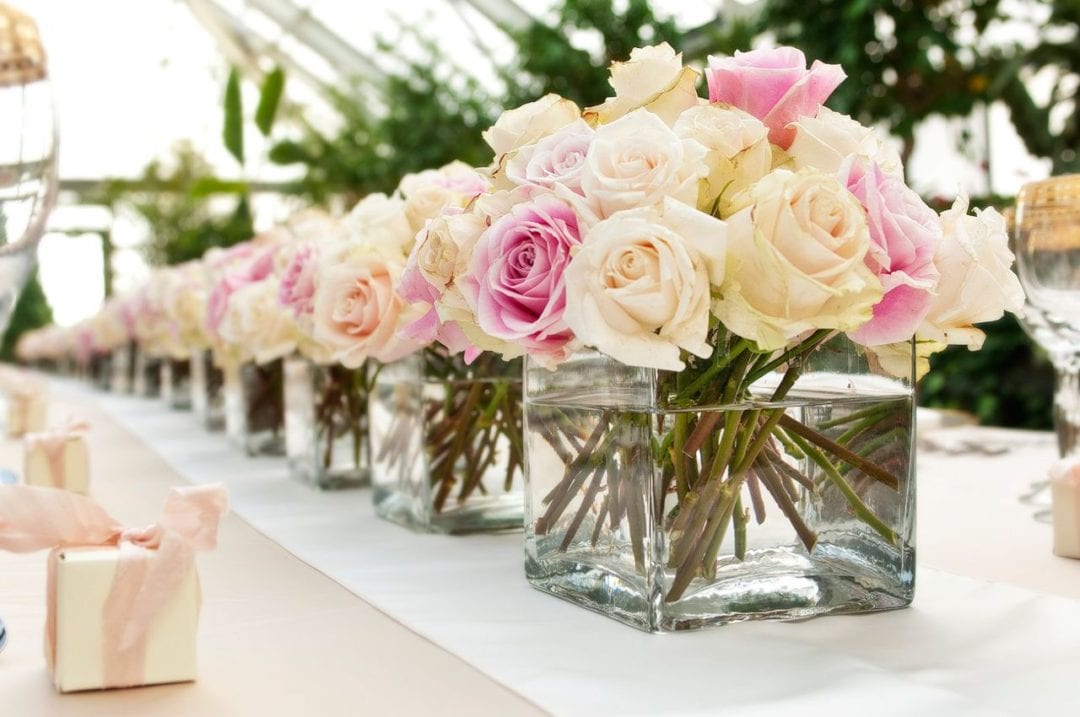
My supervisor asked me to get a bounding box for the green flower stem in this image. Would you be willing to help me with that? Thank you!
[733,494,747,560]
[753,456,818,552]
[591,494,610,546]
[786,429,898,545]
[559,464,606,551]
[815,403,892,430]
[745,329,834,385]
[667,475,726,569]
[839,425,907,477]
[746,471,766,524]
[536,414,612,535]
[675,339,750,402]
[778,413,901,490]
[672,413,690,500]
[667,481,740,602]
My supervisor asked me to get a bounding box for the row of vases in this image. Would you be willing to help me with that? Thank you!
[78,337,917,633]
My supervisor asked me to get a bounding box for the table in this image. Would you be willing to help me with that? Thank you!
[2,378,1079,716]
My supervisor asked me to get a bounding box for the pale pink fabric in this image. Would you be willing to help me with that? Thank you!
[0,484,228,688]
[23,421,90,489]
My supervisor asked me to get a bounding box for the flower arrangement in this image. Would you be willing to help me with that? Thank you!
[404,43,1024,625]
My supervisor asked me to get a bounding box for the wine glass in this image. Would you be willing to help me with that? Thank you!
[0,1,59,653]
[1013,176,1080,519]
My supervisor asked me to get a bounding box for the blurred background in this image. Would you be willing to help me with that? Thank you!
[8,0,1078,427]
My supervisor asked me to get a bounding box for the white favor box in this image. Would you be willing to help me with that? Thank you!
[24,436,90,494]
[6,394,47,438]
[1051,472,1080,559]
[51,546,199,692]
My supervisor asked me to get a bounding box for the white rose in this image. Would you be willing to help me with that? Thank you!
[713,169,883,350]
[342,193,413,253]
[504,119,594,194]
[581,108,709,218]
[483,94,581,158]
[398,162,488,235]
[673,103,772,216]
[218,278,297,364]
[918,194,1025,349]
[585,43,700,127]
[787,108,903,176]
[563,198,726,371]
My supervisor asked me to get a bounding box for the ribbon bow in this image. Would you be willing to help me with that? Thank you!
[23,420,90,490]
[0,483,228,688]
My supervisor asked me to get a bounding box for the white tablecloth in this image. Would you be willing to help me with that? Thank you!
[35,380,1080,715]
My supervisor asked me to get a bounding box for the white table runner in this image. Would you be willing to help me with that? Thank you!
[68,380,1080,716]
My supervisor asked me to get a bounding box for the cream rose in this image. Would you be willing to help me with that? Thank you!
[918,194,1025,349]
[218,278,298,365]
[585,43,700,127]
[787,107,903,176]
[581,108,709,218]
[504,119,594,194]
[563,198,726,371]
[399,161,488,235]
[713,169,882,350]
[483,94,581,158]
[312,249,423,367]
[341,193,414,254]
[673,103,772,216]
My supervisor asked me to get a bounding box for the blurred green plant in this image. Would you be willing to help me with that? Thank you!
[1,271,53,362]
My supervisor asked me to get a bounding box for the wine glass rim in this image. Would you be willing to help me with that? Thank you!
[1018,174,1080,205]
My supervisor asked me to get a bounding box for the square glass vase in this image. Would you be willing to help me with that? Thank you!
[284,357,369,490]
[191,350,226,431]
[523,336,916,632]
[160,358,192,410]
[109,344,135,394]
[132,350,162,398]
[370,350,524,534]
[224,359,285,456]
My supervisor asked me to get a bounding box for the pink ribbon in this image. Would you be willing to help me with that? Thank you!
[24,421,90,490]
[0,484,228,688]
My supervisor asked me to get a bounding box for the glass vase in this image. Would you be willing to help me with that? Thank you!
[110,343,135,394]
[191,350,225,431]
[224,359,285,456]
[88,352,112,391]
[132,350,162,398]
[523,335,916,632]
[160,358,192,410]
[370,350,524,534]
[284,357,369,490]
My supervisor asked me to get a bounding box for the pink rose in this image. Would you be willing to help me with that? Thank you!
[206,244,278,336]
[311,251,423,367]
[279,242,318,318]
[842,159,941,346]
[463,195,582,362]
[706,47,845,149]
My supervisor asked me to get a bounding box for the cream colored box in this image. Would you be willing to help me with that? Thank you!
[6,393,47,438]
[1051,475,1080,559]
[51,546,199,692]
[23,436,90,494]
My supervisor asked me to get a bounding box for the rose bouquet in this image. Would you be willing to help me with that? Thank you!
[274,210,374,488]
[206,232,297,454]
[419,43,1024,629]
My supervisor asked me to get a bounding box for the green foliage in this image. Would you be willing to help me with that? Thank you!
[223,67,245,163]
[504,0,683,108]
[96,142,254,266]
[1,272,53,362]
[268,25,497,203]
[255,67,285,136]
[919,315,1053,429]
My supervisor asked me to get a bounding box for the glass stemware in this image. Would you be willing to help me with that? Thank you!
[0,1,58,654]
[1013,176,1080,520]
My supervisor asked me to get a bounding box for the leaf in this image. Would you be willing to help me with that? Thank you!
[223,67,244,163]
[255,67,285,136]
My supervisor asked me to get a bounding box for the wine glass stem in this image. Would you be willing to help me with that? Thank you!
[1053,362,1080,457]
